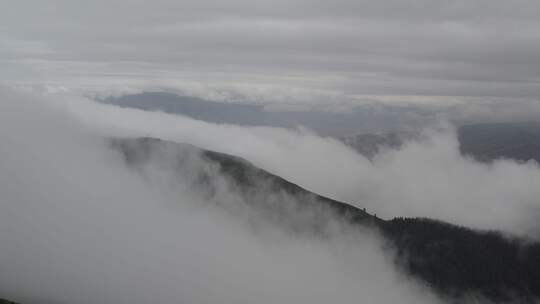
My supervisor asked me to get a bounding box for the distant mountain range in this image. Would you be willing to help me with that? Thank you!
[341,123,540,163]
[101,92,540,163]
[100,92,433,136]
[458,123,540,163]
[339,131,414,159]
[110,137,540,303]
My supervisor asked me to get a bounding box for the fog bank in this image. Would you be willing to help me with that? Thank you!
[0,88,445,303]
[56,92,540,237]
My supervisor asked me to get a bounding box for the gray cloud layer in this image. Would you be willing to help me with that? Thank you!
[1,87,539,303]
[0,87,447,304]
[50,91,540,237]
[2,0,540,104]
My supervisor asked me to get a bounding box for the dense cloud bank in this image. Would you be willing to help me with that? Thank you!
[0,89,445,303]
[1,88,540,303]
[58,91,540,237]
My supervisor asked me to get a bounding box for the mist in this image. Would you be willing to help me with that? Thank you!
[57,91,540,237]
[0,88,451,303]
[3,0,540,301]
[3,87,540,303]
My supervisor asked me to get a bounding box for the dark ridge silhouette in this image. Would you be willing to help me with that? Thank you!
[101,92,424,136]
[110,137,378,236]
[110,137,540,303]
[341,123,540,164]
[381,218,540,303]
[339,131,414,159]
[458,123,540,163]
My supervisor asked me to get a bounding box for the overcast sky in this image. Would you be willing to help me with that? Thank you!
[1,0,540,104]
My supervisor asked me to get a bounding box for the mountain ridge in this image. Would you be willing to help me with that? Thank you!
[101,92,426,136]
[111,136,540,303]
[3,137,539,303]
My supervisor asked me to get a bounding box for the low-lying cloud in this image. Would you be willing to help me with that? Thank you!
[0,88,446,303]
[1,88,539,304]
[58,90,540,237]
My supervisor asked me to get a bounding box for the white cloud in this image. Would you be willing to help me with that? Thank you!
[38,90,540,237]
[0,87,449,303]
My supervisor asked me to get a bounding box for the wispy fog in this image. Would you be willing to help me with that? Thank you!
[3,0,540,302]
[1,88,539,304]
[60,91,540,237]
[0,88,446,303]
